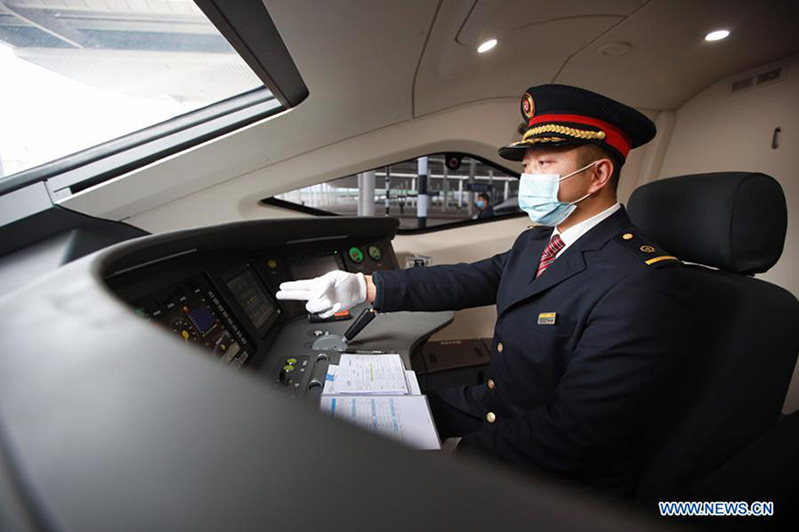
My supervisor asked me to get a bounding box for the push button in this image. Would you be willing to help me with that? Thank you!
[486,412,497,423]
[279,364,295,385]
[286,358,298,365]
[497,342,504,353]
[487,379,496,390]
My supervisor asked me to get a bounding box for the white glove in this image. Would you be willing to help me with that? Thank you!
[276,270,367,318]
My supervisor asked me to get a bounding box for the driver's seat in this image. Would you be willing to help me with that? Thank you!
[626,172,799,512]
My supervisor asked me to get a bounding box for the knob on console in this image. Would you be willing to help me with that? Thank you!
[307,378,324,398]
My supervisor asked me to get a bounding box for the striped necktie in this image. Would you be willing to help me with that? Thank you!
[536,234,565,278]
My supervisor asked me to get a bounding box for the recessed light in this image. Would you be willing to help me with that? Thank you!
[598,42,632,57]
[705,29,730,42]
[477,39,497,54]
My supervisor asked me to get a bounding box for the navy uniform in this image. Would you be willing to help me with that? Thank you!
[372,85,691,497]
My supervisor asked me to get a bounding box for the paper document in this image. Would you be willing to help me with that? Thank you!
[323,364,421,396]
[322,364,340,395]
[320,395,440,450]
[404,369,421,395]
[336,354,409,395]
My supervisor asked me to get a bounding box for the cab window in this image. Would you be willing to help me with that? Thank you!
[0,0,268,181]
[268,153,521,231]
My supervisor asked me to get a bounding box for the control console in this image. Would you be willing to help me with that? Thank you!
[105,218,406,396]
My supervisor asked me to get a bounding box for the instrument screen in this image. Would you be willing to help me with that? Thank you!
[289,252,344,281]
[223,265,278,332]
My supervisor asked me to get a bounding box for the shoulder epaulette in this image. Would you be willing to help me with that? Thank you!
[525,224,552,236]
[614,231,681,268]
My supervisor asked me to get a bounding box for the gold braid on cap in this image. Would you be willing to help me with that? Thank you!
[522,124,607,142]
[508,136,568,147]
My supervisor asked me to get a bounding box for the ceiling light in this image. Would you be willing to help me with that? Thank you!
[705,29,730,42]
[598,42,632,57]
[477,39,497,54]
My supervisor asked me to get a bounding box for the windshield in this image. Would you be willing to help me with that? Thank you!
[0,0,265,180]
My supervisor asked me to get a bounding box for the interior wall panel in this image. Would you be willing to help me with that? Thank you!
[127,99,522,231]
[659,54,799,300]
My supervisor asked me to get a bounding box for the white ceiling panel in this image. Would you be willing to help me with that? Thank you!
[455,0,645,46]
[555,0,799,110]
[415,0,799,117]
[414,0,636,117]
[262,0,437,151]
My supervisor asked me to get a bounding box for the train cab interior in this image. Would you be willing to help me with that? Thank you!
[1,1,798,530]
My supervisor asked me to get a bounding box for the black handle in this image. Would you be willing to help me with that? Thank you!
[343,308,376,342]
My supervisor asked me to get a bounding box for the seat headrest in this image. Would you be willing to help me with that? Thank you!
[627,172,787,274]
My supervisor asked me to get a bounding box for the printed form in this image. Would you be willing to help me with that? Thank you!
[320,395,440,450]
[322,364,420,396]
[335,354,409,395]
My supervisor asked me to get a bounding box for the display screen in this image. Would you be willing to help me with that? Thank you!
[290,253,343,281]
[187,304,216,335]
[225,267,277,331]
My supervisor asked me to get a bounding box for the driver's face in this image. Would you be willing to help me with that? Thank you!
[522,146,587,203]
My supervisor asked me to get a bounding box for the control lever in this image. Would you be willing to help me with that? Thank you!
[343,308,376,342]
[310,307,377,351]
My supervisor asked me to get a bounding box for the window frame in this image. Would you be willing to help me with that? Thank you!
[0,0,308,198]
[261,152,526,235]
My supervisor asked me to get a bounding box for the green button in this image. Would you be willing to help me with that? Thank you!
[286,358,298,365]
[348,246,364,263]
[282,365,295,373]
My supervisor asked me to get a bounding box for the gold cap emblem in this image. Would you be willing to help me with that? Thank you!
[640,245,656,253]
[522,92,535,120]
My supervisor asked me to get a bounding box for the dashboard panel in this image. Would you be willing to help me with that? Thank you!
[106,224,400,386]
[133,273,254,367]
[259,239,395,319]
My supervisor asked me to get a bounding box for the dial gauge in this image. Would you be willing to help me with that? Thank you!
[367,245,383,261]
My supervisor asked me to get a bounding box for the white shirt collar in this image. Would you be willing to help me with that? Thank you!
[552,203,621,258]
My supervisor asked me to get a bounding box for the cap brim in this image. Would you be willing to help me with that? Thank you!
[498,139,585,161]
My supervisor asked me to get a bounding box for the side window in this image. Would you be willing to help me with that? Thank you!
[271,153,520,231]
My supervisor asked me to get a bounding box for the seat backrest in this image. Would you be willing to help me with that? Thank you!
[626,172,799,502]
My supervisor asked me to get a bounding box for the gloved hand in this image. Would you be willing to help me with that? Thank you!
[276,270,367,318]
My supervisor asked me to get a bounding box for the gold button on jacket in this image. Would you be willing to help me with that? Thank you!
[487,379,496,390]
[497,342,504,353]
[486,412,497,423]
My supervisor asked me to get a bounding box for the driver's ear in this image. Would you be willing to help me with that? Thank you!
[590,158,614,192]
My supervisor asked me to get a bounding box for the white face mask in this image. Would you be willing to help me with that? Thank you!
[517,160,599,226]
